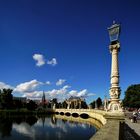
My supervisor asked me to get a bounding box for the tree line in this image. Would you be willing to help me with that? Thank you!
[89,97,103,109]
[0,88,88,110]
[2,83,139,111]
[123,84,140,108]
[0,89,38,110]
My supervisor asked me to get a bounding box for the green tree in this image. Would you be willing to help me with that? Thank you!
[0,89,13,109]
[26,100,37,111]
[81,100,88,109]
[96,97,102,108]
[123,84,140,108]
[52,98,59,108]
[62,101,67,108]
[90,100,95,109]
[13,100,23,110]
[52,98,58,104]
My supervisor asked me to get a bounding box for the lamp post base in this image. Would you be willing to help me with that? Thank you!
[108,100,122,112]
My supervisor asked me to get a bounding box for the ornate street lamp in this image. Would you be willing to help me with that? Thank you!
[107,21,122,112]
[108,21,121,44]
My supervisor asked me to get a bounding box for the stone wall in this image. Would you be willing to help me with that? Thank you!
[90,120,124,140]
[90,112,125,140]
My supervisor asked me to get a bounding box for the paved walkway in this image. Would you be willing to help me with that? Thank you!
[124,111,140,140]
[125,118,140,136]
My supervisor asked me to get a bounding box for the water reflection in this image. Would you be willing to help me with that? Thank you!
[0,115,97,140]
[13,122,35,138]
[0,116,37,139]
[0,118,12,138]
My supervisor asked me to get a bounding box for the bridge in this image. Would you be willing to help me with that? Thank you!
[55,109,107,125]
[55,114,103,129]
[55,108,125,140]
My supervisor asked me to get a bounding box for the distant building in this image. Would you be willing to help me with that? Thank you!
[38,92,49,107]
[66,96,85,109]
[13,97,27,103]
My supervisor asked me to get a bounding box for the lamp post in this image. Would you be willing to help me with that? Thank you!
[107,21,122,112]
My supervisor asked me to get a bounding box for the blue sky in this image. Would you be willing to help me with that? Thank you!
[0,0,140,103]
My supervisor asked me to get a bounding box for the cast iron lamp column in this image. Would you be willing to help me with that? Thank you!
[107,22,122,112]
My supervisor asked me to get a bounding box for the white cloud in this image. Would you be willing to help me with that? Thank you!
[14,79,42,93]
[20,85,70,101]
[46,81,51,85]
[0,82,13,89]
[77,89,88,97]
[86,93,96,97]
[16,85,95,102]
[47,58,57,66]
[63,85,71,89]
[30,85,69,101]
[22,90,43,99]
[68,89,95,98]
[3,78,95,102]
[33,54,57,67]
[46,85,70,100]
[33,54,45,67]
[56,79,66,86]
[69,90,77,96]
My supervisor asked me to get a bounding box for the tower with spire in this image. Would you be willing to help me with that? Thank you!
[42,91,46,107]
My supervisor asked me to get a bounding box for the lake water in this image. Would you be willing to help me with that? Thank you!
[0,115,97,140]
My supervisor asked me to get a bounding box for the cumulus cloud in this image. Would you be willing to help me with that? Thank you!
[47,58,57,66]
[69,90,77,96]
[14,79,43,93]
[46,85,70,101]
[20,85,70,101]
[0,82,14,89]
[0,78,95,102]
[77,89,88,97]
[56,79,66,86]
[68,89,95,98]
[33,54,45,67]
[33,54,57,67]
[22,91,43,99]
[12,80,70,100]
[46,81,51,85]
[63,85,71,89]
[13,81,95,101]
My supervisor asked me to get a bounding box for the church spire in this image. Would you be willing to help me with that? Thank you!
[42,91,46,105]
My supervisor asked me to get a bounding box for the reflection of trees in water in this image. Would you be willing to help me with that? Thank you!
[26,116,37,126]
[0,118,12,138]
[15,117,24,124]
[0,115,61,138]
[0,115,38,138]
